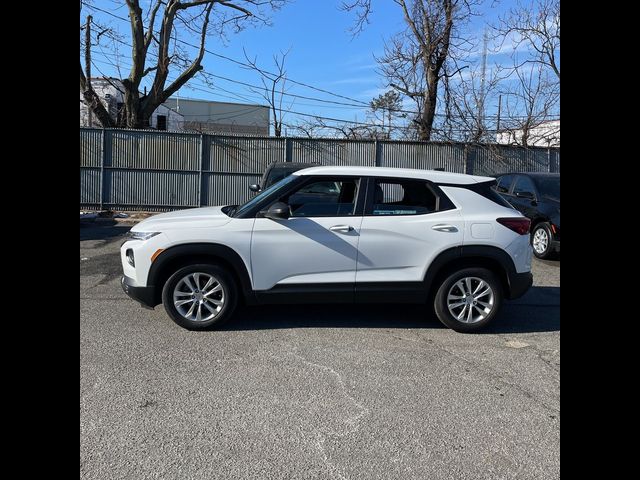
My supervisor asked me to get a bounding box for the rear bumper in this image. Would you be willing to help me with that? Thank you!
[507,271,533,300]
[121,276,157,309]
[550,239,560,253]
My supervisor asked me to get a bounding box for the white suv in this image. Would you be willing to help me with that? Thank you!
[121,166,532,332]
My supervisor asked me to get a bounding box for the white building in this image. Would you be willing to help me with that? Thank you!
[496,119,560,147]
[80,78,184,131]
[163,97,270,135]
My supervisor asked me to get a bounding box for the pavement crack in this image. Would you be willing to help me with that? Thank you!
[287,350,370,480]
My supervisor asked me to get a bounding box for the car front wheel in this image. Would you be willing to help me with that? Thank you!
[162,264,238,330]
[433,268,503,332]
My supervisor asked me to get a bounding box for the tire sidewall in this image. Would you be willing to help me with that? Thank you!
[162,264,238,330]
[531,222,552,259]
[433,267,503,333]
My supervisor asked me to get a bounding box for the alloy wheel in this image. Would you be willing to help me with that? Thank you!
[446,277,495,324]
[173,272,225,322]
[532,227,549,255]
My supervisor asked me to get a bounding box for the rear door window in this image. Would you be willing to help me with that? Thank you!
[495,175,514,193]
[513,176,537,196]
[368,178,441,216]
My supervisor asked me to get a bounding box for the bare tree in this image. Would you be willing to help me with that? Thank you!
[288,119,322,138]
[343,0,478,141]
[440,59,505,143]
[494,0,560,80]
[243,49,292,137]
[368,90,404,139]
[292,117,378,140]
[491,0,560,147]
[80,0,285,129]
[498,65,559,146]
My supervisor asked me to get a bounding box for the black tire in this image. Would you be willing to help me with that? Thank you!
[433,267,503,333]
[161,264,238,330]
[531,222,554,259]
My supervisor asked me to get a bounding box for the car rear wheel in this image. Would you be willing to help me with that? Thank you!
[433,268,503,332]
[162,264,237,330]
[531,222,553,259]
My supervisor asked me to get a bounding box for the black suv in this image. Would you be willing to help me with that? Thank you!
[249,162,319,192]
[493,172,560,259]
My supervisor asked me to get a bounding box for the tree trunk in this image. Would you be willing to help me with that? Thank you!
[419,70,439,141]
[81,88,115,127]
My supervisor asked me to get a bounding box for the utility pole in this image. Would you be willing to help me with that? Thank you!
[497,94,502,131]
[477,28,488,140]
[85,15,93,127]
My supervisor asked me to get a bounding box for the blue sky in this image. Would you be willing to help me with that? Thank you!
[84,0,547,133]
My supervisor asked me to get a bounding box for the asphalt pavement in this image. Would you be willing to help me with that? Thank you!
[80,223,559,480]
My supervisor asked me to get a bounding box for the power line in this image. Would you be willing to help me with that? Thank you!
[81,1,371,107]
[81,2,559,133]
[89,35,559,123]
[89,56,552,135]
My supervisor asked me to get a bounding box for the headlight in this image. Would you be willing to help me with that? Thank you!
[126,231,161,241]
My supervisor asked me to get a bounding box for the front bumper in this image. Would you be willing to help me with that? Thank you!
[507,271,533,300]
[121,276,157,309]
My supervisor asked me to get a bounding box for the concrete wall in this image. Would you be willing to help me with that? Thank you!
[163,98,270,135]
[496,120,560,147]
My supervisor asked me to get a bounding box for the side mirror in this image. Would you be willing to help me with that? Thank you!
[263,202,290,220]
[516,191,535,200]
[249,184,261,192]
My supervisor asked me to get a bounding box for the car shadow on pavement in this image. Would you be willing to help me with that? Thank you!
[223,286,559,334]
[80,223,131,241]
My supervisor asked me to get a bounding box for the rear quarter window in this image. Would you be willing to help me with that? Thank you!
[473,181,516,209]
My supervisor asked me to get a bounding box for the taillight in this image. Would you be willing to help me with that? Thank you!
[497,217,531,235]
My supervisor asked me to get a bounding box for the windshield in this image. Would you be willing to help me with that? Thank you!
[535,176,560,200]
[232,174,299,217]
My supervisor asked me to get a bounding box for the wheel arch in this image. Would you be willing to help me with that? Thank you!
[530,216,550,232]
[147,243,255,305]
[424,245,518,300]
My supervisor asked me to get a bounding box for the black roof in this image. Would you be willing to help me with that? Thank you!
[499,172,559,178]
[269,162,319,169]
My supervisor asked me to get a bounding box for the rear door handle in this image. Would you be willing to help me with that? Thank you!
[330,225,354,233]
[432,224,458,232]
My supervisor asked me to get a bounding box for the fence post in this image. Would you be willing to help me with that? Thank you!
[374,139,382,167]
[198,133,205,207]
[285,137,292,162]
[99,129,106,210]
[465,144,476,175]
[548,148,558,173]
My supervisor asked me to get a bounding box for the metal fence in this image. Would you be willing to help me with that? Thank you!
[80,128,560,211]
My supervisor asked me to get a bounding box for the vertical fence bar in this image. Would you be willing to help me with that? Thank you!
[198,133,204,206]
[99,129,105,210]
[548,147,558,173]
[285,137,293,162]
[374,139,382,166]
[465,144,476,175]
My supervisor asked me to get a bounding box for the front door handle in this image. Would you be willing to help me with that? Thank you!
[330,225,354,233]
[432,224,458,233]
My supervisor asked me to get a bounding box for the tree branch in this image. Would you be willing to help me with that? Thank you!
[144,0,164,49]
[155,2,214,104]
[80,64,115,127]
